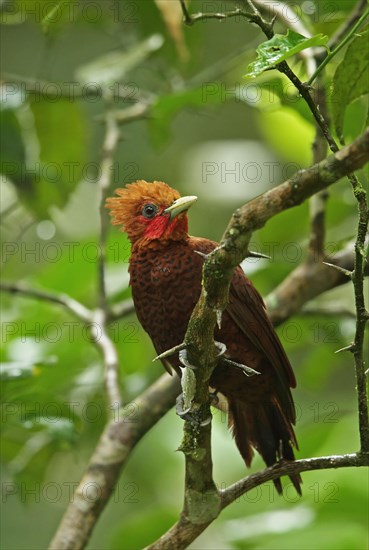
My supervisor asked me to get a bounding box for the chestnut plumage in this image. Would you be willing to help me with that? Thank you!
[106,180,301,494]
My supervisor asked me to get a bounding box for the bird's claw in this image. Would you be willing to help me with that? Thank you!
[214,341,227,356]
[179,348,197,370]
[175,394,211,426]
[176,394,192,418]
[216,309,222,329]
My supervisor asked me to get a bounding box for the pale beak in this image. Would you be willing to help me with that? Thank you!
[163,195,197,220]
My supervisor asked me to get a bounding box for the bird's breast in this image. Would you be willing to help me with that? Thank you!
[129,242,204,353]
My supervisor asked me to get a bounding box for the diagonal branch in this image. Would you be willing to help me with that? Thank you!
[328,0,369,50]
[203,128,369,313]
[147,128,369,547]
[266,245,368,326]
[0,281,92,322]
[49,374,181,550]
[3,129,369,550]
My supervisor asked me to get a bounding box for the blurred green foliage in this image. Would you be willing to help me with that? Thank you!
[1,0,368,549]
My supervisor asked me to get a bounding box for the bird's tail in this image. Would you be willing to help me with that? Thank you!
[227,397,302,495]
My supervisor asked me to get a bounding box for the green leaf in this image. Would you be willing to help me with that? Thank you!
[1,99,86,217]
[0,109,29,188]
[26,99,86,217]
[331,29,369,143]
[245,30,329,78]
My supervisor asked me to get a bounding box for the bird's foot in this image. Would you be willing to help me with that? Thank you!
[214,340,260,377]
[214,341,227,356]
[215,309,223,329]
[175,394,211,426]
[176,349,213,427]
[176,393,192,419]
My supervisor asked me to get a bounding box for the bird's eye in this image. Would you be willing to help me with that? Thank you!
[142,203,158,219]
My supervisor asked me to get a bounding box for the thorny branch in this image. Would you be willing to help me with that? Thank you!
[155,3,369,547]
[146,126,369,549]
[2,2,369,547]
[0,130,369,550]
[350,176,369,452]
[146,453,369,550]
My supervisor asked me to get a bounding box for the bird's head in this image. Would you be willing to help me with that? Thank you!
[105,180,197,247]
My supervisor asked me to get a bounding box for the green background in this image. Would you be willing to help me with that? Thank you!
[1,1,368,549]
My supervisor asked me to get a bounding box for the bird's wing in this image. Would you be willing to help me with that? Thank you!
[227,267,296,422]
[228,268,296,386]
[189,237,296,422]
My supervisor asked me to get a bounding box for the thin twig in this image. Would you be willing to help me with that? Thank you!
[178,0,334,150]
[147,452,369,549]
[0,282,92,322]
[97,111,120,309]
[146,125,369,547]
[220,453,369,507]
[35,221,367,550]
[95,111,124,409]
[107,298,135,322]
[92,309,122,410]
[328,0,368,50]
[307,5,369,86]
[307,80,329,262]
[350,176,369,452]
[0,281,123,409]
[101,102,152,125]
[179,3,260,26]
[266,245,368,326]
[252,0,317,76]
